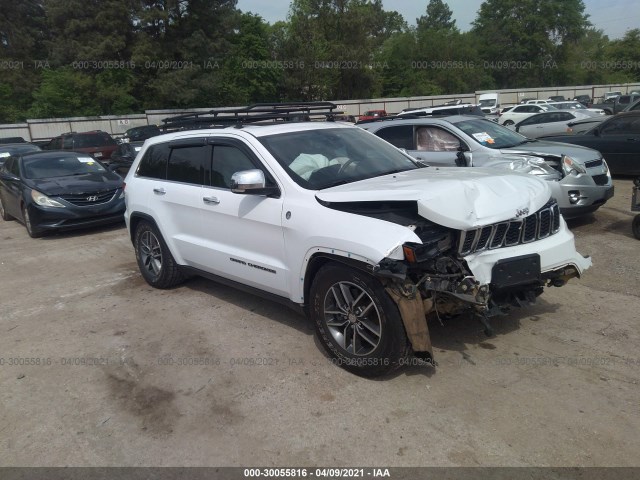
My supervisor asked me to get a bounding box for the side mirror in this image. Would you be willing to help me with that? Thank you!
[593,129,601,137]
[107,163,119,172]
[230,169,279,197]
[455,150,472,167]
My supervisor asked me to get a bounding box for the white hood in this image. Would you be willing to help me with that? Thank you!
[316,167,551,230]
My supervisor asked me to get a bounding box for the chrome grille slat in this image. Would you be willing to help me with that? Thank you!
[475,226,493,251]
[459,200,561,255]
[538,208,551,239]
[489,223,509,249]
[59,189,117,206]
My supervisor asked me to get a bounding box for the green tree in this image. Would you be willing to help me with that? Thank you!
[417,0,456,32]
[0,0,46,121]
[556,29,614,85]
[45,0,136,66]
[472,0,591,88]
[276,0,406,101]
[376,31,443,97]
[27,68,99,118]
[131,0,240,109]
[607,29,640,82]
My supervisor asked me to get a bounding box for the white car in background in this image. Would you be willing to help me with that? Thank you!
[547,101,606,116]
[498,104,556,125]
[509,110,594,138]
[526,99,553,105]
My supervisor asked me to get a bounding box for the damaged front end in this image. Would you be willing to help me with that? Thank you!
[370,198,586,360]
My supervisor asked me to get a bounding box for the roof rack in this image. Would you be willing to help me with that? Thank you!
[356,109,484,125]
[161,102,342,132]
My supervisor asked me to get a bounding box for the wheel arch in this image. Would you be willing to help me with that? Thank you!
[302,252,375,308]
[127,211,159,244]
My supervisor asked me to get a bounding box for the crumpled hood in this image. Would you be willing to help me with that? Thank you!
[27,172,123,196]
[316,167,551,230]
[501,139,600,163]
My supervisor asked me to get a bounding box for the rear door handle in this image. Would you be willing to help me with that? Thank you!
[203,196,220,205]
[153,188,166,195]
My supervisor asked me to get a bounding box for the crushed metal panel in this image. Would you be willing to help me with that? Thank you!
[386,287,433,356]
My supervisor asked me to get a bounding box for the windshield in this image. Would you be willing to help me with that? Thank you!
[259,127,419,190]
[454,118,529,149]
[0,144,40,156]
[479,99,496,107]
[23,154,107,179]
[555,102,586,110]
[75,134,116,148]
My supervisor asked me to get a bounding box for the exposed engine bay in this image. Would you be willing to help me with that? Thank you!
[322,198,583,356]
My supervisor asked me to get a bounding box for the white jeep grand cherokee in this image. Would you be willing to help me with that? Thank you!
[124,104,591,377]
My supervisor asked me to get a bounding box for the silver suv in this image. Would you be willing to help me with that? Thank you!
[360,116,614,218]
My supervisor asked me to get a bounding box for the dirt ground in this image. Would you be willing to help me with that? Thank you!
[1,177,639,467]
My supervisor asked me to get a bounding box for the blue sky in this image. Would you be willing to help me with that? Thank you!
[235,0,637,39]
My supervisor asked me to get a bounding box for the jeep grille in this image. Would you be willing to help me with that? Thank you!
[458,199,561,256]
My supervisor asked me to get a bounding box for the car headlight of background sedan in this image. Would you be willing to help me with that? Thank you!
[31,190,65,208]
[562,155,587,175]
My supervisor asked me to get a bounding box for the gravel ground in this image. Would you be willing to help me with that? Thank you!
[0,177,638,467]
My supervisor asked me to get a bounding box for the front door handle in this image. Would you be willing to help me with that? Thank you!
[203,196,220,205]
[153,188,166,195]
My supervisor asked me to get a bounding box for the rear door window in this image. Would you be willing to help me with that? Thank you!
[375,126,415,150]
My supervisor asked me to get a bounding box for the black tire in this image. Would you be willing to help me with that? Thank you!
[309,263,409,377]
[633,215,640,240]
[134,220,185,288]
[0,194,12,221]
[22,205,42,238]
[502,120,515,126]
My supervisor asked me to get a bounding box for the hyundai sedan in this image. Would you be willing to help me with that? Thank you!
[0,151,125,237]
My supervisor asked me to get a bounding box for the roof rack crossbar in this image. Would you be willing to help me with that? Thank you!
[160,102,341,131]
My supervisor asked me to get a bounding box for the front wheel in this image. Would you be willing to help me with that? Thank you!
[309,264,409,377]
[22,206,42,238]
[633,215,640,240]
[502,120,515,126]
[0,194,12,221]
[134,221,185,288]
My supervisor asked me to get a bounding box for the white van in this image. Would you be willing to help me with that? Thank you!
[478,93,500,114]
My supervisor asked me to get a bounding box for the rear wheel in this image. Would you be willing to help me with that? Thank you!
[0,195,12,221]
[309,264,409,377]
[502,120,515,126]
[633,215,640,240]
[22,206,42,238]
[134,220,185,288]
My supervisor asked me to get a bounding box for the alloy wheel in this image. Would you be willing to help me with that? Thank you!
[323,281,382,356]
[139,230,163,276]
